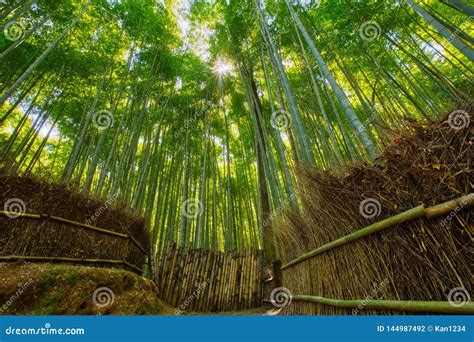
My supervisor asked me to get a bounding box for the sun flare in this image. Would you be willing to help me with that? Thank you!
[212,57,234,77]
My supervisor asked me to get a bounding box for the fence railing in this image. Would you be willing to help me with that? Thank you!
[0,210,149,274]
[155,242,264,312]
[281,193,473,270]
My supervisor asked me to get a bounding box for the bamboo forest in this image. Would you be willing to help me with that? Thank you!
[0,0,472,318]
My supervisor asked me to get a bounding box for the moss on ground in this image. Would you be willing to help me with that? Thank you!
[0,263,174,315]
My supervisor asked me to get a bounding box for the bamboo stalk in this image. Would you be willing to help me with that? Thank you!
[425,193,474,218]
[291,295,474,314]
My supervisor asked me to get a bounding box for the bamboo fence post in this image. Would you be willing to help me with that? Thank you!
[178,249,193,309]
[218,252,228,311]
[226,252,233,309]
[206,249,218,311]
[164,244,179,302]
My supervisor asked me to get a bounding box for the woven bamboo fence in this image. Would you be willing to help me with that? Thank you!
[0,210,149,274]
[154,242,264,312]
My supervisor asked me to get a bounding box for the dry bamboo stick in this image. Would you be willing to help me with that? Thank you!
[201,250,211,312]
[222,252,232,309]
[249,252,255,307]
[194,249,208,311]
[227,253,237,311]
[170,247,185,306]
[177,249,193,309]
[425,193,474,218]
[155,242,167,290]
[163,244,180,302]
[0,210,129,239]
[196,250,209,311]
[224,252,233,310]
[242,252,248,309]
[205,250,218,311]
[217,252,228,311]
[238,254,245,309]
[213,252,221,311]
[214,252,223,311]
[186,249,200,312]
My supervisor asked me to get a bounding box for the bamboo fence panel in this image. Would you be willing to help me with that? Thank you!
[154,242,264,312]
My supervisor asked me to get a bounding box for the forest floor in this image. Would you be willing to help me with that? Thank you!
[0,262,271,315]
[0,263,174,315]
[185,307,273,316]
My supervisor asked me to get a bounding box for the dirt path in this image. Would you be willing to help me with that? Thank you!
[185,307,280,316]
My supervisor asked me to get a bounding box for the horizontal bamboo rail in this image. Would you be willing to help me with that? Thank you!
[291,295,474,314]
[0,210,147,255]
[0,255,143,273]
[282,193,473,270]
